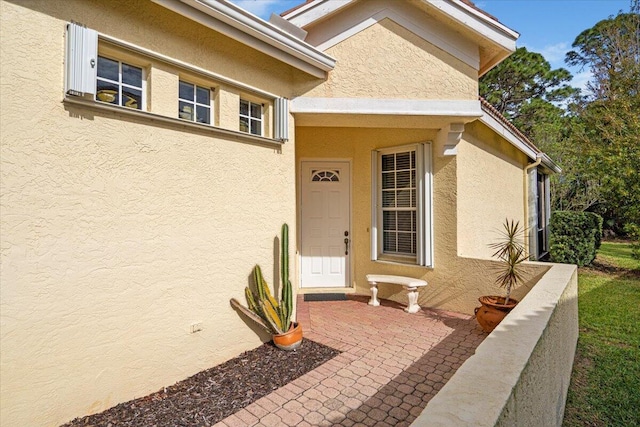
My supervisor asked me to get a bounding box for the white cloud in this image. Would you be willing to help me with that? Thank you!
[571,70,593,91]
[539,42,570,65]
[522,42,570,69]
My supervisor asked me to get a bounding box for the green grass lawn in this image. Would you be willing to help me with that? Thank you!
[563,242,640,427]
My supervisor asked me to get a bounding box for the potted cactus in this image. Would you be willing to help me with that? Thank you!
[231,223,302,350]
[475,219,527,333]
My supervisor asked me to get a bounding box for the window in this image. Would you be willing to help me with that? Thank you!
[239,99,262,136]
[96,56,144,110]
[65,23,289,141]
[178,81,211,124]
[381,151,417,256]
[371,143,433,266]
[535,171,550,259]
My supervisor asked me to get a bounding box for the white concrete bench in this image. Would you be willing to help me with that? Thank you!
[365,274,428,313]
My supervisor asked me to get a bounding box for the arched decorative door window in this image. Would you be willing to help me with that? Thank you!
[311,170,340,182]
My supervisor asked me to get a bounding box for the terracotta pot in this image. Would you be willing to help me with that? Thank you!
[272,322,303,351]
[474,296,519,333]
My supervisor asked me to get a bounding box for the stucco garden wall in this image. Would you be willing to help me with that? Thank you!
[413,262,579,426]
[457,121,529,260]
[0,1,300,426]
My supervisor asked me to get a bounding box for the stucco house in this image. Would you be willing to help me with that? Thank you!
[1,0,562,425]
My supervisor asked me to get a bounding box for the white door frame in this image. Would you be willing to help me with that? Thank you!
[298,158,353,290]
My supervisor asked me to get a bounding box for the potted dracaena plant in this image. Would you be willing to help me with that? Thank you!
[231,223,302,350]
[475,219,528,333]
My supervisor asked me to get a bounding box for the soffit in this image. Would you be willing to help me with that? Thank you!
[152,0,336,78]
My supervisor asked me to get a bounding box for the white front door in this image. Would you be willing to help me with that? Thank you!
[300,161,350,288]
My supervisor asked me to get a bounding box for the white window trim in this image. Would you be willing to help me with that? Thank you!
[239,99,264,137]
[96,55,147,111]
[178,80,213,125]
[371,142,433,267]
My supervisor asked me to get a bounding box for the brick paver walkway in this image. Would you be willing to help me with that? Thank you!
[216,295,486,426]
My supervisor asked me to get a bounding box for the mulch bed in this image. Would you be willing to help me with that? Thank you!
[62,340,340,427]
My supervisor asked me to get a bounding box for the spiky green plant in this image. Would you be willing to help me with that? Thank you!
[231,223,293,335]
[488,219,528,305]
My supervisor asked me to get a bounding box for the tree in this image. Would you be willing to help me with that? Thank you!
[566,2,640,101]
[480,47,576,132]
[480,47,584,213]
[565,3,640,228]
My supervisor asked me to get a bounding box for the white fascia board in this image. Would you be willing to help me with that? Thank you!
[426,0,518,51]
[479,113,538,160]
[152,0,335,77]
[283,0,357,27]
[291,97,482,117]
[284,0,517,53]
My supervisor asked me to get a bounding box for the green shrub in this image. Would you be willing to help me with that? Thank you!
[550,211,603,266]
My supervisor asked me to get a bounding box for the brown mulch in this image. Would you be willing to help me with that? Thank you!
[62,339,340,427]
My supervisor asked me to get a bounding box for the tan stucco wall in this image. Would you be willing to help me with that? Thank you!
[0,1,299,426]
[456,121,529,259]
[296,18,477,99]
[295,126,547,316]
[414,263,579,426]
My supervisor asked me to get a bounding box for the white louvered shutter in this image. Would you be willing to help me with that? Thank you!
[65,22,98,96]
[274,97,289,142]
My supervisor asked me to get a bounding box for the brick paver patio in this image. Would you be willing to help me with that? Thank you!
[215,295,486,426]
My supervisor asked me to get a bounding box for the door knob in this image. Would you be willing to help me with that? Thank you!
[344,237,349,255]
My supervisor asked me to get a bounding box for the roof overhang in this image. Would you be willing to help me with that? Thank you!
[291,97,482,128]
[479,102,561,173]
[282,0,518,76]
[152,0,336,78]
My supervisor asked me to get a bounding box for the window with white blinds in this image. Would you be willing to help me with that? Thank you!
[371,143,433,267]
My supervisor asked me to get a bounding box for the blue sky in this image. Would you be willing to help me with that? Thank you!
[230,0,631,89]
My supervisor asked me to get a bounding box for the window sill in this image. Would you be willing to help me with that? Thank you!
[63,96,284,147]
[374,256,434,269]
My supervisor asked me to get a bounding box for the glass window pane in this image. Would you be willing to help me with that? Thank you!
[250,102,261,118]
[96,80,119,104]
[97,56,119,81]
[250,120,261,135]
[412,232,417,255]
[179,81,194,101]
[196,86,209,104]
[381,154,394,172]
[383,232,396,252]
[239,117,249,133]
[397,211,413,231]
[240,100,249,116]
[196,105,210,124]
[382,190,395,208]
[397,233,413,254]
[122,63,142,87]
[381,172,395,189]
[383,211,396,231]
[397,190,412,207]
[122,88,142,110]
[396,152,411,170]
[396,171,411,189]
[179,101,194,121]
[411,151,416,169]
